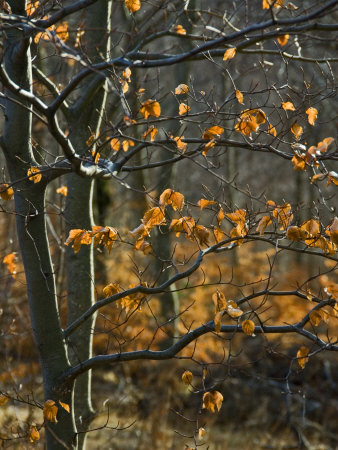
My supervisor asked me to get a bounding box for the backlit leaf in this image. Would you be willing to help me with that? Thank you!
[56,186,68,196]
[142,207,166,229]
[291,121,303,140]
[143,126,158,142]
[277,34,289,46]
[235,89,244,104]
[202,391,223,413]
[29,426,40,443]
[125,0,141,12]
[281,101,295,111]
[213,290,227,312]
[56,22,69,42]
[309,310,322,327]
[291,153,306,171]
[159,189,184,211]
[272,203,293,230]
[3,253,16,278]
[202,126,224,140]
[242,319,255,336]
[103,283,121,298]
[182,370,193,384]
[223,48,236,60]
[27,167,42,183]
[227,304,243,318]
[217,207,225,225]
[43,400,58,423]
[59,401,70,413]
[198,199,216,209]
[296,346,309,369]
[0,183,14,200]
[174,136,187,152]
[139,99,161,119]
[175,84,189,95]
[268,124,277,136]
[110,138,120,151]
[306,107,318,126]
[175,24,186,35]
[194,225,210,246]
[286,226,302,241]
[256,216,272,235]
[179,103,191,115]
[198,427,206,439]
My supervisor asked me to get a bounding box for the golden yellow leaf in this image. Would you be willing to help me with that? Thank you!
[56,186,68,196]
[56,22,69,42]
[235,113,258,137]
[266,200,276,208]
[110,138,120,151]
[277,34,289,46]
[286,226,302,241]
[198,199,216,209]
[203,391,223,413]
[3,253,16,278]
[29,426,40,443]
[202,139,215,156]
[175,84,189,95]
[26,1,39,16]
[326,217,338,246]
[123,67,131,81]
[235,89,244,104]
[91,226,118,253]
[281,101,295,111]
[0,394,9,406]
[263,0,283,8]
[309,310,322,327]
[291,121,303,140]
[174,136,187,152]
[103,283,121,298]
[134,238,152,254]
[256,216,272,235]
[272,203,293,230]
[175,24,186,35]
[223,48,236,60]
[142,207,166,230]
[125,0,141,12]
[255,109,266,124]
[242,319,255,336]
[217,207,225,225]
[130,223,149,239]
[139,99,161,119]
[121,80,129,94]
[169,216,196,239]
[202,126,224,140]
[27,167,42,183]
[226,209,246,225]
[296,346,309,369]
[213,227,226,243]
[179,103,190,115]
[300,219,320,238]
[194,225,210,246]
[58,401,70,413]
[291,153,306,171]
[306,107,318,126]
[227,304,243,318]
[213,290,227,312]
[86,134,95,146]
[65,229,92,253]
[159,189,184,211]
[268,123,277,136]
[214,310,222,333]
[143,126,158,142]
[43,400,58,423]
[198,427,206,439]
[182,370,193,385]
[0,183,14,200]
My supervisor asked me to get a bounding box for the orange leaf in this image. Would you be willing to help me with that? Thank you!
[212,290,227,312]
[194,225,210,246]
[179,103,191,115]
[202,126,224,140]
[296,346,309,369]
[268,123,277,136]
[281,101,295,111]
[143,126,158,142]
[202,139,215,156]
[306,107,318,126]
[0,394,9,406]
[175,84,189,95]
[174,136,187,152]
[223,48,236,60]
[175,24,186,35]
[110,138,120,151]
[198,199,216,209]
[181,370,193,384]
[125,0,141,12]
[277,34,289,46]
[139,99,161,119]
[159,189,184,211]
[291,153,306,171]
[3,253,16,278]
[217,207,225,225]
[56,186,68,196]
[286,226,302,241]
[242,319,255,336]
[103,283,121,298]
[58,401,70,413]
[235,89,244,104]
[43,400,58,423]
[27,167,42,183]
[272,203,293,230]
[291,121,303,140]
[309,310,322,327]
[29,426,40,443]
[256,216,272,235]
[134,238,152,254]
[56,22,69,42]
[203,391,223,413]
[0,183,14,200]
[142,207,166,230]
[198,427,206,439]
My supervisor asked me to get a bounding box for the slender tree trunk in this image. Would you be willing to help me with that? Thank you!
[64,2,112,448]
[2,1,76,448]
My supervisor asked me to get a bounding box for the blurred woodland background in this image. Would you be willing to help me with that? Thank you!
[0,0,337,448]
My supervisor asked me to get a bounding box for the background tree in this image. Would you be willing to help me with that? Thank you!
[0,0,337,449]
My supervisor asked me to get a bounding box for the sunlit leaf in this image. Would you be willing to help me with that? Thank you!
[43,400,58,423]
[306,107,318,126]
[202,126,224,140]
[0,183,14,200]
[103,283,121,298]
[56,186,68,197]
[29,426,40,443]
[235,89,244,104]
[134,238,152,254]
[122,139,135,152]
[139,99,161,119]
[202,391,223,413]
[198,427,206,439]
[142,207,166,230]
[182,370,193,385]
[309,310,322,327]
[223,48,236,60]
[59,401,70,413]
[213,290,227,312]
[175,24,186,35]
[291,121,303,140]
[56,22,69,42]
[175,84,189,95]
[227,304,243,318]
[179,103,191,115]
[214,310,223,333]
[110,138,120,151]
[198,199,216,209]
[286,226,302,241]
[256,216,272,235]
[291,153,306,171]
[0,394,9,406]
[194,225,210,246]
[281,101,295,111]
[143,126,158,142]
[125,0,141,12]
[174,136,187,152]
[296,346,309,369]
[159,189,184,211]
[202,139,216,156]
[242,319,255,336]
[325,217,338,246]
[263,0,283,8]
[268,123,277,136]
[3,253,16,278]
[27,167,42,183]
[277,34,289,46]
[272,203,293,230]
